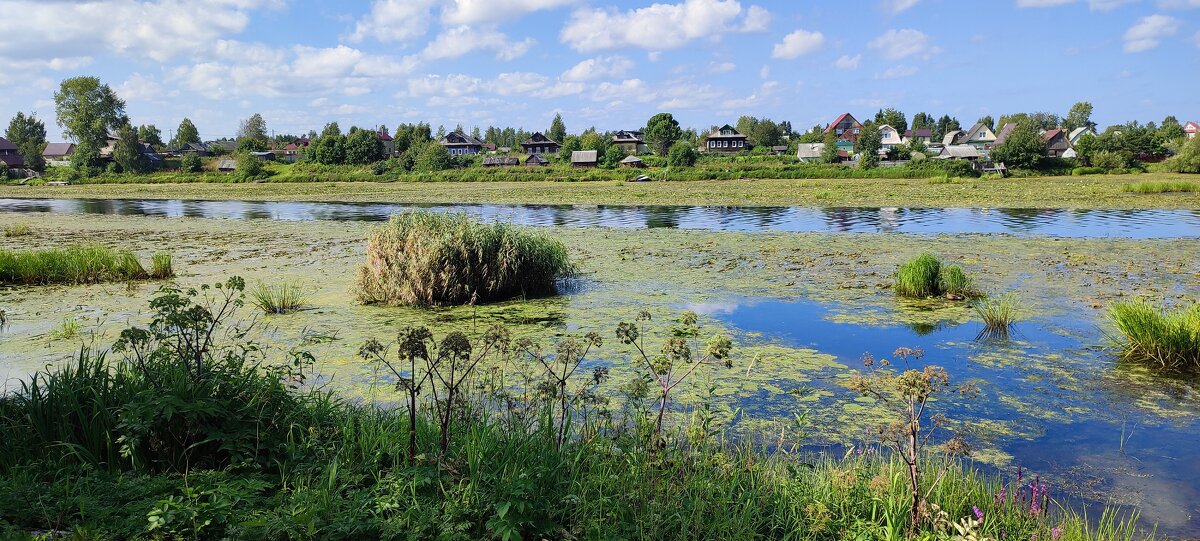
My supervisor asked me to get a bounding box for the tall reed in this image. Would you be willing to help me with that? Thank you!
[894,253,979,299]
[249,281,309,314]
[0,245,173,286]
[1110,299,1200,370]
[975,293,1021,337]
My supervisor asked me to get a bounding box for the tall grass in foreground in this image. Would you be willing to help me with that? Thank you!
[1121,181,1198,194]
[355,211,572,306]
[2,223,30,237]
[894,253,979,299]
[249,281,309,314]
[1110,299,1200,371]
[0,245,173,286]
[975,294,1022,338]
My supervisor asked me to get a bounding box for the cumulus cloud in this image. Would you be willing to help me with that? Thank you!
[867,28,941,59]
[1018,0,1143,8]
[561,56,635,81]
[559,0,769,51]
[419,26,536,61]
[833,54,862,69]
[592,79,655,102]
[708,61,737,73]
[1123,14,1180,52]
[349,0,439,44]
[772,29,825,58]
[442,0,574,24]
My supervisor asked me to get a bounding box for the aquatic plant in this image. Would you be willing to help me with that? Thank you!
[355,211,573,307]
[975,293,1022,337]
[249,280,309,314]
[149,252,174,279]
[1122,181,1198,194]
[1110,299,1200,370]
[49,317,82,341]
[894,253,979,299]
[2,223,30,237]
[0,244,173,286]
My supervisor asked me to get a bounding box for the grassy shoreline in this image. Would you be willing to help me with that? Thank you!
[4,173,1200,209]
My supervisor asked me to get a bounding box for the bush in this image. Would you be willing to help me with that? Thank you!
[1164,135,1200,173]
[180,153,202,173]
[414,142,453,172]
[894,254,978,299]
[355,211,572,306]
[238,153,265,180]
[1091,150,1133,170]
[2,223,31,237]
[1110,299,1200,370]
[667,142,698,167]
[0,245,173,285]
[975,293,1021,336]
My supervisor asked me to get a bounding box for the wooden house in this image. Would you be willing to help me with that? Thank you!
[571,150,598,168]
[941,129,965,147]
[376,132,396,156]
[824,113,863,143]
[962,122,997,151]
[483,157,520,167]
[439,131,485,156]
[1185,121,1198,139]
[42,142,74,163]
[525,154,549,166]
[612,130,649,154]
[937,145,980,160]
[0,136,23,168]
[1044,129,1070,158]
[878,125,903,149]
[1068,127,1095,146]
[520,132,561,155]
[902,128,933,145]
[619,155,645,168]
[704,124,748,153]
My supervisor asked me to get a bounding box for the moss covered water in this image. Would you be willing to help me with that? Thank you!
[1,212,1198,534]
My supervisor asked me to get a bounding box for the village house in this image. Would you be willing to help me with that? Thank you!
[611,130,649,154]
[520,132,561,155]
[1068,127,1095,146]
[937,145,980,161]
[825,113,863,143]
[282,138,309,163]
[1185,121,1198,139]
[42,142,74,164]
[878,125,904,149]
[571,150,598,168]
[941,129,965,147]
[903,128,933,145]
[1044,129,1071,158]
[961,122,997,150]
[376,131,396,156]
[439,131,485,156]
[0,136,24,169]
[524,154,549,166]
[993,123,1017,147]
[796,143,825,163]
[704,124,749,153]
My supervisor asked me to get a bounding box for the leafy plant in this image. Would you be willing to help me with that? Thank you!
[50,317,82,341]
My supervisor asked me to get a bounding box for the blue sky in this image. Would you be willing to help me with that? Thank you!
[1,0,1197,141]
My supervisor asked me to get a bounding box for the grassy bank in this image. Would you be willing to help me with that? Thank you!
[0,280,1150,540]
[4,172,1199,209]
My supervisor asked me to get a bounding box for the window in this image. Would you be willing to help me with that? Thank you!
[853,128,860,135]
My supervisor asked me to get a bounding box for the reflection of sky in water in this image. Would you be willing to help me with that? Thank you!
[696,297,1200,536]
[5,198,1200,238]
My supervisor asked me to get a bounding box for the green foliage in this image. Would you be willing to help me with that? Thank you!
[894,254,978,299]
[1158,115,1186,142]
[548,113,567,144]
[1091,150,1133,170]
[644,112,683,155]
[54,77,126,170]
[667,141,698,167]
[820,130,839,164]
[149,252,174,279]
[873,108,908,134]
[856,124,881,169]
[974,293,1022,335]
[414,142,453,172]
[1122,181,1198,194]
[990,121,1047,170]
[1110,299,1200,371]
[137,124,164,149]
[602,145,626,169]
[249,281,309,314]
[558,135,581,162]
[1164,135,1200,174]
[50,317,83,341]
[735,116,785,148]
[170,118,201,149]
[6,111,47,172]
[0,244,172,285]
[113,123,147,174]
[937,264,976,298]
[356,211,572,306]
[1063,101,1095,132]
[311,133,346,165]
[179,153,202,173]
[236,153,265,180]
[236,113,268,150]
[344,128,384,165]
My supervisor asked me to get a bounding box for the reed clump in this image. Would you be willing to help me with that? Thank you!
[2,223,31,237]
[0,245,174,285]
[1121,181,1198,194]
[1110,299,1200,371]
[975,293,1022,336]
[149,252,174,279]
[894,253,979,299]
[355,211,572,307]
[249,281,309,314]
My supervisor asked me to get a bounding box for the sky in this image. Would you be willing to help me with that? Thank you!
[1,0,1198,142]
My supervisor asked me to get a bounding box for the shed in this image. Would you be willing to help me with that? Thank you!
[525,154,549,166]
[42,142,75,161]
[768,145,789,155]
[217,159,237,172]
[571,150,598,168]
[249,151,276,161]
[619,155,645,168]
[937,145,980,160]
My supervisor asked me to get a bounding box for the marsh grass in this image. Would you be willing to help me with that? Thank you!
[2,223,30,237]
[355,211,573,307]
[249,281,309,314]
[1122,181,1198,194]
[0,245,173,286]
[149,252,174,279]
[975,294,1022,338]
[894,254,979,299]
[1110,299,1200,371]
[49,317,82,341]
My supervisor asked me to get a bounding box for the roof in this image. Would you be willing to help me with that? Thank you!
[440,131,484,146]
[42,142,74,157]
[376,131,393,142]
[525,154,549,165]
[612,130,644,143]
[0,136,16,151]
[938,145,980,159]
[482,157,520,166]
[706,124,747,139]
[796,143,825,159]
[0,154,24,167]
[963,122,995,142]
[904,128,933,138]
[1185,121,1199,133]
[824,113,862,133]
[521,132,559,145]
[571,150,598,163]
[993,123,1017,146]
[619,155,643,164]
[879,125,904,144]
[216,159,237,169]
[941,130,964,146]
[1044,128,1065,141]
[1068,127,1092,141]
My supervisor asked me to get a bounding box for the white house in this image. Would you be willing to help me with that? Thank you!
[1068,126,1096,146]
[878,125,904,149]
[1185,121,1198,139]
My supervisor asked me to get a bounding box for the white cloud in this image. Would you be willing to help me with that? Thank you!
[116,73,176,102]
[874,65,919,79]
[442,0,574,25]
[404,74,485,98]
[492,72,551,96]
[1018,0,1144,8]
[350,0,439,44]
[561,56,635,81]
[708,61,737,73]
[1159,0,1200,8]
[772,29,825,59]
[592,79,655,102]
[657,83,726,109]
[1015,0,1075,6]
[1123,14,1180,52]
[833,54,862,69]
[560,0,770,51]
[867,28,941,60]
[759,65,771,78]
[420,26,536,60]
[881,0,920,14]
[1088,0,1137,9]
[723,80,781,110]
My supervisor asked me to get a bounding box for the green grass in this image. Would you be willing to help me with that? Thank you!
[1121,181,1199,194]
[49,317,82,341]
[1110,299,1200,371]
[937,264,977,298]
[894,254,979,299]
[0,245,173,286]
[148,252,174,279]
[975,293,1022,335]
[2,223,30,237]
[355,211,573,307]
[249,281,309,314]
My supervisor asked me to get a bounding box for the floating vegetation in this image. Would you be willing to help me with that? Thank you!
[49,317,82,341]
[1121,181,1198,194]
[355,211,572,307]
[1110,299,1200,371]
[894,253,978,299]
[0,245,172,286]
[249,281,310,314]
[149,252,174,279]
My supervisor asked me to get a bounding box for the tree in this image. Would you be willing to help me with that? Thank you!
[873,108,908,134]
[558,136,581,162]
[856,124,882,169]
[1165,135,1200,173]
[796,125,824,144]
[414,142,452,172]
[820,130,840,164]
[580,130,607,153]
[990,121,1047,170]
[54,76,127,170]
[171,118,201,149]
[321,122,341,139]
[237,152,265,180]
[137,124,164,150]
[548,113,566,144]
[737,116,785,148]
[643,113,682,155]
[603,145,626,169]
[1159,116,1186,142]
[237,113,268,149]
[312,134,346,165]
[911,112,934,131]
[180,153,202,173]
[1063,101,1095,132]
[1073,132,1098,165]
[933,115,961,141]
[112,122,146,174]
[6,112,47,172]
[667,141,698,167]
[977,115,995,132]
[345,128,384,165]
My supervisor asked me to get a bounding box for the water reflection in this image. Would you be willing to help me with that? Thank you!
[2,198,1199,238]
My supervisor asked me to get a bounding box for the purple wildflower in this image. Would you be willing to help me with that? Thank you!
[996,487,1007,506]
[973,505,984,520]
[1051,527,1063,541]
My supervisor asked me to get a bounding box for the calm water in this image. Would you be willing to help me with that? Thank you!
[697,298,1200,535]
[4,197,1200,237]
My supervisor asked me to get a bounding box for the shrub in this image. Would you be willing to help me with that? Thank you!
[1110,299,1200,371]
[1071,166,1106,176]
[667,142,698,167]
[249,281,309,314]
[894,254,979,299]
[1091,150,1133,170]
[238,153,265,180]
[0,245,170,285]
[355,211,572,306]
[2,223,31,237]
[180,153,202,173]
[1164,135,1200,173]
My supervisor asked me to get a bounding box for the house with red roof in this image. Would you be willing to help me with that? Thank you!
[1186,121,1198,139]
[283,137,309,162]
[824,113,863,143]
